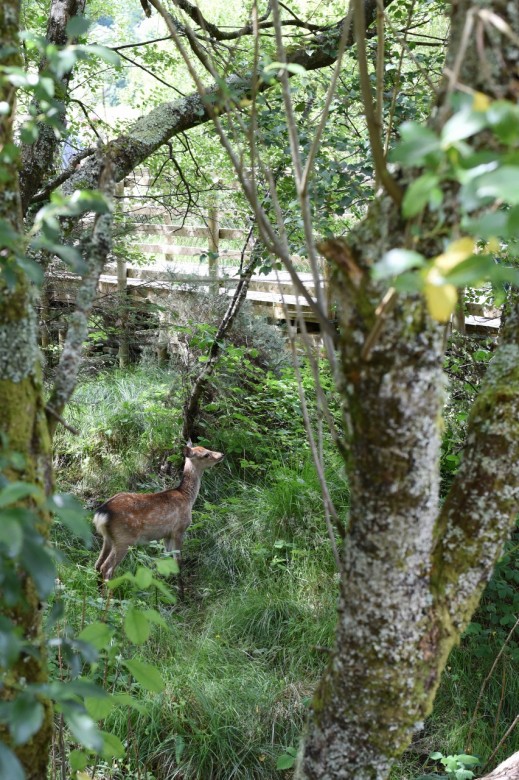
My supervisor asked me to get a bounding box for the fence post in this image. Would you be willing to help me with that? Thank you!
[116,180,130,367]
[208,198,219,294]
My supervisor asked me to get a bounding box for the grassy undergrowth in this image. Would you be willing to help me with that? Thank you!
[50,363,519,779]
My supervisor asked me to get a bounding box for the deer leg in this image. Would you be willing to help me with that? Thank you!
[95,536,111,573]
[100,544,128,582]
[95,535,113,591]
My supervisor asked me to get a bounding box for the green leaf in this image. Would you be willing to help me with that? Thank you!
[264,61,307,76]
[51,244,87,273]
[455,770,474,780]
[441,108,487,146]
[78,621,114,651]
[175,734,185,763]
[69,750,89,772]
[0,218,19,250]
[373,249,425,280]
[0,510,24,557]
[134,566,153,589]
[124,607,151,645]
[475,166,519,204]
[146,576,176,603]
[487,100,519,144]
[22,537,56,598]
[0,480,41,507]
[15,255,44,285]
[124,659,164,693]
[463,210,508,239]
[0,743,24,780]
[507,204,519,235]
[100,730,125,759]
[10,693,44,744]
[155,557,179,575]
[85,695,116,720]
[143,608,169,629]
[0,617,22,667]
[442,254,495,286]
[66,15,92,37]
[61,704,103,751]
[76,44,120,67]
[276,753,296,770]
[402,173,441,218]
[20,124,39,145]
[390,123,441,166]
[455,755,480,765]
[47,493,91,546]
[106,572,136,590]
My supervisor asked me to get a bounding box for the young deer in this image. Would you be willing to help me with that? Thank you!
[93,441,224,582]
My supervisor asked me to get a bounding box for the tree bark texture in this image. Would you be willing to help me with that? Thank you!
[46,152,115,437]
[481,752,519,780]
[19,0,86,214]
[296,2,519,778]
[0,2,54,777]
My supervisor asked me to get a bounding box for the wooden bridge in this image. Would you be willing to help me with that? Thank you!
[45,171,501,343]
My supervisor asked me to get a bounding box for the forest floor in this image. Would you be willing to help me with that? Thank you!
[50,363,519,780]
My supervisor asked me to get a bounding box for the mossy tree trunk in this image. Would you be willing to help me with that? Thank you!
[0,2,54,778]
[296,2,519,778]
[19,0,87,215]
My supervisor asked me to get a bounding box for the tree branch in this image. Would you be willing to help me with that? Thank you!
[46,153,115,436]
[31,146,96,204]
[170,0,329,40]
[352,0,402,204]
[60,0,396,197]
[19,0,87,214]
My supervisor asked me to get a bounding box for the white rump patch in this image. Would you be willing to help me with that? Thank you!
[93,511,110,533]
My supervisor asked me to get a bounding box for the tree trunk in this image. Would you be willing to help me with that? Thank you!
[296,1,519,777]
[0,3,54,776]
[19,0,87,214]
[481,752,519,780]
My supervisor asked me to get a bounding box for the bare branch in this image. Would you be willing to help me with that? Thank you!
[116,49,185,95]
[352,0,402,205]
[170,0,329,40]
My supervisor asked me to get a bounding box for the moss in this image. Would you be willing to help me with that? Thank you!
[0,377,37,459]
[0,310,39,383]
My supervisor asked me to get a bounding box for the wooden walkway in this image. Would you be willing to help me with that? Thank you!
[47,262,324,323]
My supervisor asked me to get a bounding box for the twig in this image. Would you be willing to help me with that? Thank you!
[466,614,519,751]
[375,2,385,189]
[482,715,519,773]
[352,0,402,206]
[493,662,506,749]
[116,50,184,95]
[45,406,80,436]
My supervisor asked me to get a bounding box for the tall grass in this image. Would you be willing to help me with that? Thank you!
[51,362,341,779]
[50,363,519,779]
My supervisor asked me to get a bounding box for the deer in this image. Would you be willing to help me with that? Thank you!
[93,441,224,585]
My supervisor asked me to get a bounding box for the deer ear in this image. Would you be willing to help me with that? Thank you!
[186,438,193,447]
[183,439,193,457]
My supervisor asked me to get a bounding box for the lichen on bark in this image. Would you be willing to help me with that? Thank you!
[0,3,55,776]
